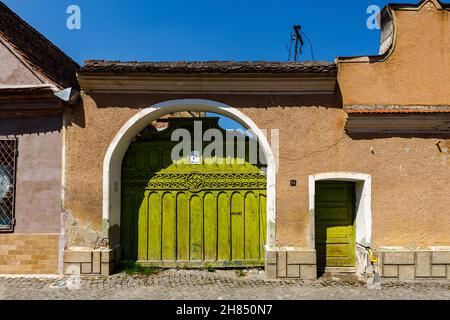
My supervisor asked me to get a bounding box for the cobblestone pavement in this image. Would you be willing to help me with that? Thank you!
[0,269,449,300]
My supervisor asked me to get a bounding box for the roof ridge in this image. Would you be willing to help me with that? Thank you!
[84,59,335,64]
[80,60,337,74]
[0,2,78,67]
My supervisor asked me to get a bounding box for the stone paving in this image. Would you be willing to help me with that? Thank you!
[0,269,448,300]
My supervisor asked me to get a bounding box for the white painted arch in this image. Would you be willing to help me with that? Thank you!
[103,99,277,248]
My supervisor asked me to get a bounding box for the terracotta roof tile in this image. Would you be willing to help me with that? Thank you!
[80,60,337,74]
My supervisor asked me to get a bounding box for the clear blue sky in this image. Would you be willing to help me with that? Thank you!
[3,0,413,129]
[3,0,414,65]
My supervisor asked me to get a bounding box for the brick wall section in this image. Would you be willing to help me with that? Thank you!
[64,248,120,276]
[379,249,450,280]
[0,234,59,274]
[265,248,316,280]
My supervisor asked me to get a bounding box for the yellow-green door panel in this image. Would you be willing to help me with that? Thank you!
[121,118,267,268]
[315,181,356,269]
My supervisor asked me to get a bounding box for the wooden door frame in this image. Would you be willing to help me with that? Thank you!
[308,172,372,275]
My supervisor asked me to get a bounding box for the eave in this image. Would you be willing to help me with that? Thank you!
[0,85,62,117]
[345,113,450,136]
[76,72,337,95]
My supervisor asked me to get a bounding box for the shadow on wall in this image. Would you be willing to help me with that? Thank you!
[0,116,62,136]
[82,90,343,110]
[66,81,344,129]
[347,132,450,140]
[65,97,86,129]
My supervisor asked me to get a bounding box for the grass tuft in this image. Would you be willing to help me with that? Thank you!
[206,264,216,272]
[235,269,247,277]
[119,260,160,276]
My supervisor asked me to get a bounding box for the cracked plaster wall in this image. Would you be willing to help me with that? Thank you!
[64,92,450,249]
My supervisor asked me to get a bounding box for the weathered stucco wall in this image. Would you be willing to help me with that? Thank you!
[242,106,450,248]
[0,116,62,274]
[0,116,62,233]
[0,41,42,85]
[64,93,450,249]
[338,3,450,106]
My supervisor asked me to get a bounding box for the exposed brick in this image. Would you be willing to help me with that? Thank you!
[431,251,450,264]
[431,265,446,278]
[300,265,317,280]
[0,234,59,274]
[287,250,316,265]
[276,251,287,278]
[287,265,300,278]
[383,252,414,265]
[398,265,415,280]
[415,252,431,277]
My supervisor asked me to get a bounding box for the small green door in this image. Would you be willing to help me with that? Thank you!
[121,118,267,268]
[315,181,356,270]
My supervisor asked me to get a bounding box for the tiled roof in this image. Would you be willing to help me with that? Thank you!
[0,2,79,88]
[80,60,337,74]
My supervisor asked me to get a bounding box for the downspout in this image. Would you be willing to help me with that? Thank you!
[55,87,80,274]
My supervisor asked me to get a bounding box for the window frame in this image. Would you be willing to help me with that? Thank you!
[0,138,18,233]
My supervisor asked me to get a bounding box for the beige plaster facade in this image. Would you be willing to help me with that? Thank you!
[338,0,450,107]
[62,1,450,279]
[0,10,69,274]
[64,96,450,248]
[1,0,449,279]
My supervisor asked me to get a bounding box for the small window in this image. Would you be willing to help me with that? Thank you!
[0,139,17,232]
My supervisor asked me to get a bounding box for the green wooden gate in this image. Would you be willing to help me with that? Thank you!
[315,181,356,270]
[121,118,267,267]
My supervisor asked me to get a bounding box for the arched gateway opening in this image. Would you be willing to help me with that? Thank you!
[103,99,276,267]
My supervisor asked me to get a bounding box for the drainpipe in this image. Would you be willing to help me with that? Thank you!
[54,87,80,274]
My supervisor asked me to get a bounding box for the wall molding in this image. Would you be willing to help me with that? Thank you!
[78,74,337,95]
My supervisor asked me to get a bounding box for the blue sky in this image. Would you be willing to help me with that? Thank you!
[3,0,413,128]
[3,0,414,65]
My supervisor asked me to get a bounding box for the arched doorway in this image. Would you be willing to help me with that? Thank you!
[121,117,267,266]
[103,99,276,266]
